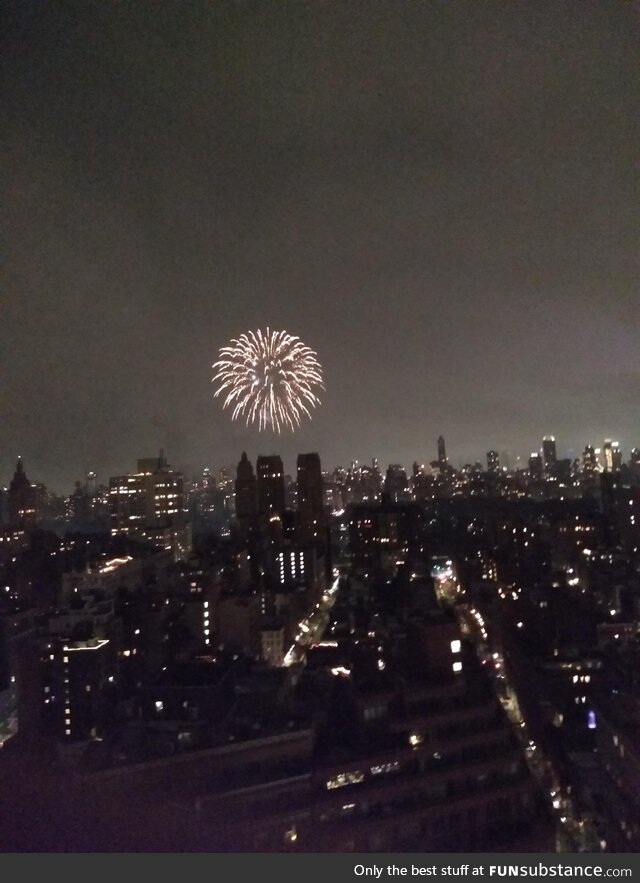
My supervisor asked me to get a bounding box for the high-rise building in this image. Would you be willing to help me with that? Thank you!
[235,452,257,520]
[611,442,623,472]
[0,609,40,749]
[603,439,622,473]
[486,450,500,474]
[86,471,97,498]
[42,635,113,742]
[437,435,447,465]
[528,452,543,480]
[583,445,598,474]
[256,455,285,518]
[542,436,557,476]
[385,464,409,502]
[109,452,190,558]
[296,453,325,543]
[8,458,37,528]
[595,690,640,851]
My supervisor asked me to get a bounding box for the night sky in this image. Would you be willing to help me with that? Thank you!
[3,1,638,492]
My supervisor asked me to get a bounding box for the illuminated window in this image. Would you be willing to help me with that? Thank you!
[370,761,400,776]
[450,640,461,654]
[326,771,364,790]
[284,826,297,844]
[452,661,462,673]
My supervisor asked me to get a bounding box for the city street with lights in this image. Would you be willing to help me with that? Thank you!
[456,599,604,853]
[283,574,341,667]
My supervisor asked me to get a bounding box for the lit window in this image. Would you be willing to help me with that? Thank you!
[452,661,462,673]
[370,761,400,776]
[450,640,461,654]
[326,771,364,790]
[284,826,297,844]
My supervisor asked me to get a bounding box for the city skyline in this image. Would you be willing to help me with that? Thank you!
[3,2,639,492]
[2,1,639,858]
[2,430,637,497]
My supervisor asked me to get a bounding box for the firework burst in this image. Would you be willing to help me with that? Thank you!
[212,328,324,432]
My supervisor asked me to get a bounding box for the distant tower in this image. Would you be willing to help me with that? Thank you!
[108,454,190,559]
[256,455,285,517]
[612,442,622,472]
[542,436,557,476]
[202,467,216,489]
[235,452,257,519]
[528,452,543,480]
[218,466,232,490]
[8,458,36,527]
[385,465,408,502]
[86,471,97,498]
[297,453,325,543]
[583,445,598,474]
[486,450,500,474]
[437,436,447,466]
[602,440,621,473]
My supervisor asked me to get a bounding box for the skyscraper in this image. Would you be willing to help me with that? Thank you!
[384,464,409,502]
[437,435,447,465]
[256,455,285,518]
[583,445,598,474]
[235,452,257,520]
[528,452,543,480]
[8,458,37,528]
[542,436,557,476]
[486,450,500,474]
[603,440,621,473]
[612,442,622,472]
[109,452,190,558]
[296,453,325,543]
